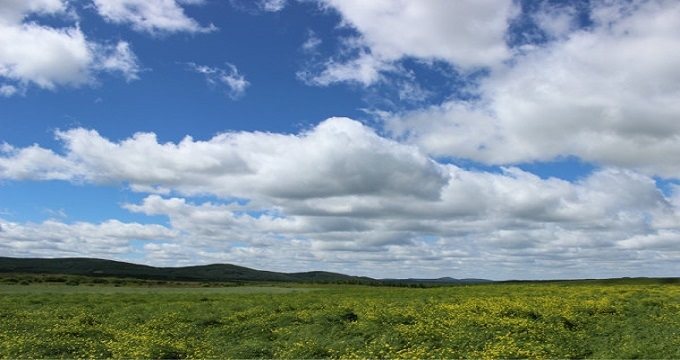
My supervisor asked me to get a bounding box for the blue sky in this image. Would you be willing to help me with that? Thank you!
[2,0,680,280]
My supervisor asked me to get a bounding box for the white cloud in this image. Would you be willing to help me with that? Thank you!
[323,0,516,67]
[0,143,82,181]
[0,22,92,89]
[0,84,18,97]
[301,30,322,53]
[0,0,141,94]
[2,120,679,278]
[92,0,216,35]
[531,1,580,40]
[303,0,517,86]
[259,0,287,12]
[0,218,177,259]
[0,0,68,24]
[50,127,251,187]
[188,63,250,99]
[1,118,447,201]
[94,41,141,82]
[117,166,680,278]
[384,0,680,179]
[299,51,391,87]
[123,195,306,246]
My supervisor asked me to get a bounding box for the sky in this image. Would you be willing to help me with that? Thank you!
[1,0,680,280]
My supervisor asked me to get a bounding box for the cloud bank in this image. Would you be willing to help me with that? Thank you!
[2,118,679,279]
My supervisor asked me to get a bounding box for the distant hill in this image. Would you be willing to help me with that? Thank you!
[0,257,370,283]
[6,257,673,285]
[0,257,497,284]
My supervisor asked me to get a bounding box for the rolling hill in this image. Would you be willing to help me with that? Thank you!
[0,256,494,284]
[0,257,374,283]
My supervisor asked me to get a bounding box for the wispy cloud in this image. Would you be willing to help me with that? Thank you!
[94,41,142,82]
[301,30,322,53]
[259,0,287,12]
[0,84,18,97]
[187,63,250,99]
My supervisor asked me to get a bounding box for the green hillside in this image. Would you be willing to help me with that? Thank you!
[0,257,368,283]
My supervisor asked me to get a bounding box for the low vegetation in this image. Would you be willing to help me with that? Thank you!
[1,279,679,358]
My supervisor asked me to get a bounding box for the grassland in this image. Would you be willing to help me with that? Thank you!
[1,279,679,359]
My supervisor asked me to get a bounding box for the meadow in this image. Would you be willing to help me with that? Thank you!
[0,278,679,359]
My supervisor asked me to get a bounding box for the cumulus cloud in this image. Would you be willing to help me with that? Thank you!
[2,120,679,278]
[0,219,176,259]
[0,0,141,94]
[0,118,448,201]
[302,0,517,86]
[188,63,250,99]
[92,0,216,35]
[384,0,680,179]
[0,143,82,181]
[324,0,515,67]
[82,166,680,278]
[0,21,92,89]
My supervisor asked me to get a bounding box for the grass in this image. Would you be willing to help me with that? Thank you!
[0,284,318,295]
[1,281,679,358]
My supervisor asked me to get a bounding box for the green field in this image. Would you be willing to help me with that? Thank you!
[1,280,679,359]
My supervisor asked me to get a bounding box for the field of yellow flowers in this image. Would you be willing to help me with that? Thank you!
[1,279,679,358]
